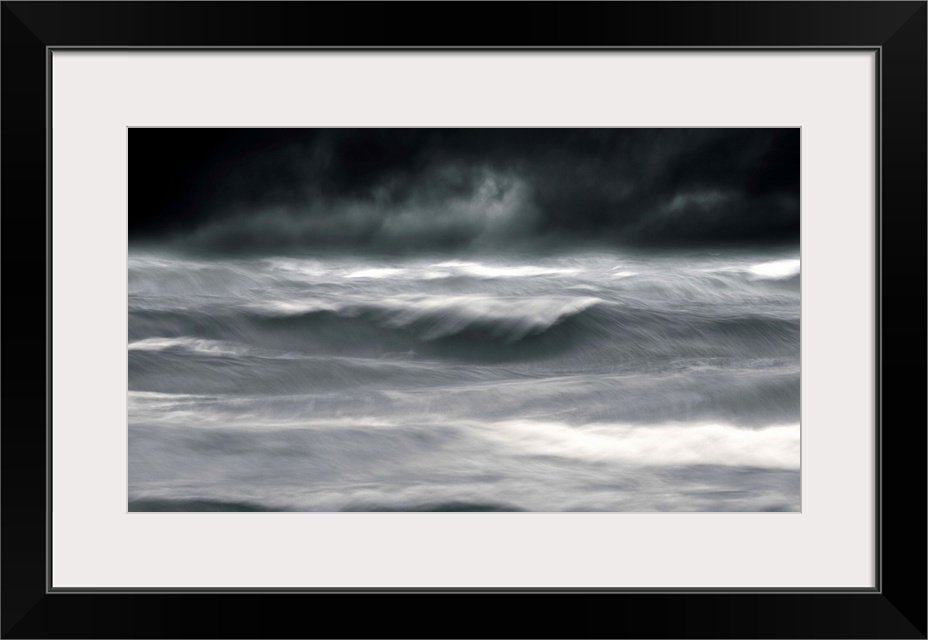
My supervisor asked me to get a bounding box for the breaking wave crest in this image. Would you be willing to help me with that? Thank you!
[129,295,796,365]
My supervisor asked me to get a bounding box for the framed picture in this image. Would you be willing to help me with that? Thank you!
[3,2,924,638]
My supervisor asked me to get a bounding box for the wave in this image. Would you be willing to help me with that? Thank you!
[344,295,601,341]
[127,355,798,424]
[478,419,800,470]
[128,417,799,511]
[129,396,799,471]
[128,337,256,357]
[128,254,800,324]
[128,349,519,395]
[129,293,797,366]
[130,295,602,353]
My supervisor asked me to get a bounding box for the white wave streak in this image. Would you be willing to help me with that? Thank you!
[479,420,800,469]
[748,259,800,280]
[429,260,580,278]
[128,337,251,357]
[128,391,397,429]
[374,295,600,340]
[345,267,408,279]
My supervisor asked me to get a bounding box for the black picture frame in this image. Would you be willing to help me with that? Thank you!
[2,2,925,638]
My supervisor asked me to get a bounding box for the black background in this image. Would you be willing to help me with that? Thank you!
[2,2,925,638]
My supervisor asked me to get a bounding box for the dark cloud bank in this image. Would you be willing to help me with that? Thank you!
[131,128,799,254]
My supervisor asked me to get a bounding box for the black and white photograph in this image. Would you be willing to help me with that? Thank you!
[5,0,921,634]
[129,128,800,512]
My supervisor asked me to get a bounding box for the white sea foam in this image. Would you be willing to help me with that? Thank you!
[748,259,800,280]
[129,389,799,471]
[345,267,408,279]
[478,420,800,470]
[429,260,579,278]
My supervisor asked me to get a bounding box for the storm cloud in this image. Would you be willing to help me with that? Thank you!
[130,128,799,253]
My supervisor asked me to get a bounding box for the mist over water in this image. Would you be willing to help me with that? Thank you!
[129,248,800,511]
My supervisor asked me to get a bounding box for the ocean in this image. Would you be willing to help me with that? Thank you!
[128,249,800,512]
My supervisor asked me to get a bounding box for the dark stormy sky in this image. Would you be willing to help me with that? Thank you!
[130,128,799,254]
